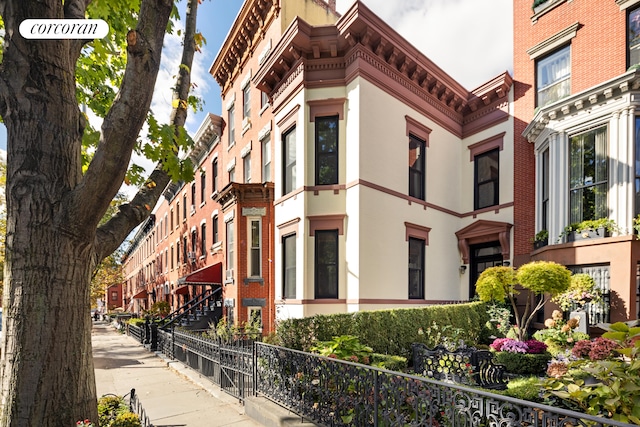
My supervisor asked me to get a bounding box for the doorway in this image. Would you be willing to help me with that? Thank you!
[469,242,504,299]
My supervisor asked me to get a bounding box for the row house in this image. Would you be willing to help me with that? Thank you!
[254,1,514,319]
[122,0,341,333]
[515,0,640,323]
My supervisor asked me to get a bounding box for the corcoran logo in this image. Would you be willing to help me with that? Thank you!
[19,19,109,40]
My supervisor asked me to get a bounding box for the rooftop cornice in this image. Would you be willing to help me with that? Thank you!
[189,113,224,166]
[209,0,278,95]
[255,1,512,126]
[523,68,640,142]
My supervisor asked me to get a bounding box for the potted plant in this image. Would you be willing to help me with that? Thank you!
[531,229,549,250]
[562,218,617,242]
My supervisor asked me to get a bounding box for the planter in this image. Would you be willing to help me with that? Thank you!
[566,227,609,242]
[533,239,548,250]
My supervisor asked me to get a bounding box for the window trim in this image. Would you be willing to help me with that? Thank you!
[314,229,339,299]
[535,44,571,108]
[282,126,297,196]
[408,134,426,200]
[314,115,339,186]
[282,233,296,300]
[408,237,425,300]
[474,148,500,210]
[248,218,262,278]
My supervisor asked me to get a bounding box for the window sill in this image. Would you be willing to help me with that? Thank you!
[244,277,264,286]
[259,103,270,116]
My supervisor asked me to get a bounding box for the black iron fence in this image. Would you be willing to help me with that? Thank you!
[126,388,153,427]
[127,327,632,427]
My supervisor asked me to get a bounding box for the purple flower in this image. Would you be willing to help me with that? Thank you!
[524,339,547,354]
[501,339,529,354]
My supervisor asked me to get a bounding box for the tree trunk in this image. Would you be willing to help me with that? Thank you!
[0,0,174,424]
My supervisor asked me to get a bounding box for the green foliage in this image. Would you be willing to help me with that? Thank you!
[552,273,602,311]
[531,229,548,243]
[127,318,145,327]
[311,335,373,364]
[276,302,490,360]
[563,218,618,234]
[370,353,408,371]
[147,301,170,318]
[475,266,518,302]
[516,261,571,295]
[542,322,640,424]
[493,376,545,402]
[493,351,551,375]
[485,303,512,338]
[97,395,140,427]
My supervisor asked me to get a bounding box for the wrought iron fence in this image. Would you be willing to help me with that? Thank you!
[162,329,254,401]
[128,324,143,343]
[126,388,153,427]
[254,342,634,427]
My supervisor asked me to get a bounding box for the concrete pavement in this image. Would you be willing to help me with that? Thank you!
[92,321,262,427]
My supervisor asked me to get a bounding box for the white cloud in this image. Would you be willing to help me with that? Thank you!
[336,0,513,90]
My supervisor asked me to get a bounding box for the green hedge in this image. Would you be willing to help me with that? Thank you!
[277,302,490,360]
[493,351,551,375]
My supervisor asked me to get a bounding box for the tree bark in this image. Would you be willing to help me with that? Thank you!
[0,0,174,424]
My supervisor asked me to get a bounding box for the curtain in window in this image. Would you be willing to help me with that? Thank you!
[569,134,584,224]
[594,127,608,219]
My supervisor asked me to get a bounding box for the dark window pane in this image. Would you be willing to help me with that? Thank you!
[475,149,499,209]
[316,116,338,185]
[315,230,338,299]
[409,135,425,199]
[408,237,424,299]
[283,234,296,299]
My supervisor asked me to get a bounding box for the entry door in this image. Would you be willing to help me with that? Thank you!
[470,243,504,299]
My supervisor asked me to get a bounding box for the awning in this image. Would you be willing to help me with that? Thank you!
[132,289,148,299]
[177,263,223,286]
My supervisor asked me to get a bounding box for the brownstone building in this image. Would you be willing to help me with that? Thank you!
[514,0,640,323]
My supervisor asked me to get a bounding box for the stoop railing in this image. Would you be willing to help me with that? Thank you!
[131,328,634,427]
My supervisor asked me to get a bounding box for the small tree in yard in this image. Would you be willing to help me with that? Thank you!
[476,261,572,341]
[0,0,203,424]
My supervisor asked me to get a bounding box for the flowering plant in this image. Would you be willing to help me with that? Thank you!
[76,420,93,427]
[552,273,601,311]
[490,337,547,354]
[571,337,620,360]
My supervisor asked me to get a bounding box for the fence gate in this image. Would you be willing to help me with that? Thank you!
[219,340,254,400]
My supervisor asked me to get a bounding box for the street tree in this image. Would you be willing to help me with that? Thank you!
[0,0,201,424]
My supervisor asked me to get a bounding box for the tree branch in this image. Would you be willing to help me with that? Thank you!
[69,0,173,231]
[95,0,201,260]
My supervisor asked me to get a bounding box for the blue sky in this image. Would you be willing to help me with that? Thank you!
[0,0,512,158]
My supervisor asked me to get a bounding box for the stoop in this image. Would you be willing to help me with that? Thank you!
[244,397,323,427]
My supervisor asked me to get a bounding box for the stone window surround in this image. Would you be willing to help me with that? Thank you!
[405,222,431,245]
[308,98,346,122]
[308,214,345,236]
[527,22,580,60]
[468,132,505,162]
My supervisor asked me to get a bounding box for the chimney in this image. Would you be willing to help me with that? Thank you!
[328,0,336,12]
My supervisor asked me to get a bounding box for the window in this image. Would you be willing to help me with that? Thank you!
[262,138,271,182]
[200,172,206,204]
[541,148,550,231]
[537,45,570,107]
[261,92,269,109]
[111,291,118,301]
[182,194,187,219]
[190,183,196,211]
[474,149,499,210]
[176,202,180,224]
[408,237,424,299]
[183,235,188,262]
[201,223,207,256]
[244,153,251,183]
[226,220,234,271]
[569,126,608,224]
[170,245,174,269]
[249,219,261,277]
[243,84,251,118]
[315,116,338,185]
[629,6,640,67]
[315,230,338,299]
[408,135,426,200]
[229,167,235,183]
[176,240,180,265]
[212,158,219,193]
[282,234,296,299]
[283,127,297,195]
[191,230,197,254]
[228,105,235,147]
[170,208,174,230]
[213,215,219,243]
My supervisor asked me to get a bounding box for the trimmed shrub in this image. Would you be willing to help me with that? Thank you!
[276,302,490,360]
[493,351,551,375]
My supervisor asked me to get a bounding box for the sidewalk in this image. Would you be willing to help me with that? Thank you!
[92,321,262,427]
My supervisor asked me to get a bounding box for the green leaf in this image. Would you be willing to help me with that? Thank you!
[609,322,630,332]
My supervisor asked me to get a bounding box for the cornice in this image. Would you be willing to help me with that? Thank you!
[523,68,640,142]
[255,2,512,136]
[209,0,279,95]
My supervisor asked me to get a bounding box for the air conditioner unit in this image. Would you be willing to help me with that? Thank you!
[187,252,196,263]
[225,269,234,280]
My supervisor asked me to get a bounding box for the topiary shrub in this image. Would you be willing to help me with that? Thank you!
[493,351,551,375]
